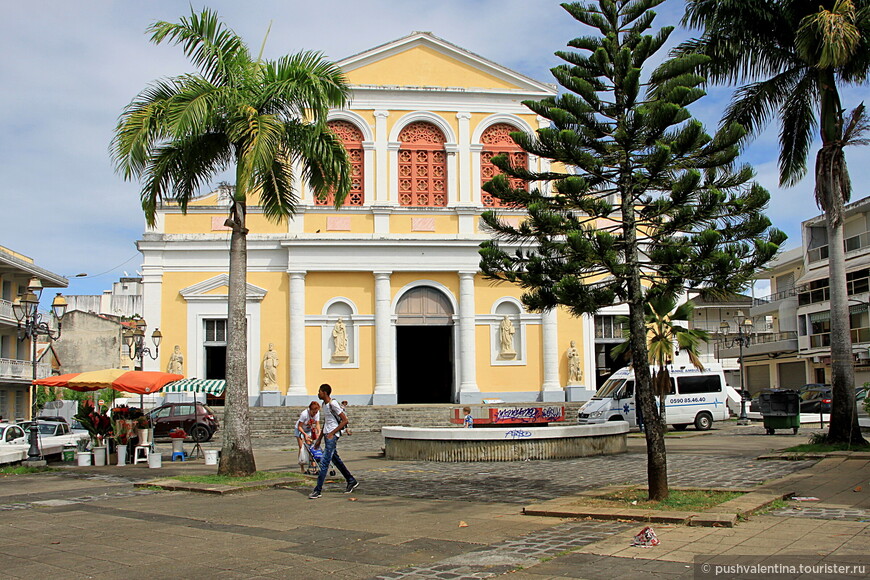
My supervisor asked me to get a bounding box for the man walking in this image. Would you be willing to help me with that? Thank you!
[309,383,359,499]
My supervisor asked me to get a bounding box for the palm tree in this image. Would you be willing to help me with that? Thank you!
[112,8,352,475]
[679,0,870,445]
[612,296,710,425]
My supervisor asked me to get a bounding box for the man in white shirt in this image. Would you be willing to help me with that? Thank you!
[309,383,358,499]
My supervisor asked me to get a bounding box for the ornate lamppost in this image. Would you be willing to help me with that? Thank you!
[124,317,162,406]
[720,311,754,425]
[12,277,67,463]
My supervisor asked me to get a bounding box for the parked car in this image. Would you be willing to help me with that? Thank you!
[32,421,72,437]
[34,415,68,424]
[799,385,832,414]
[0,423,27,445]
[147,402,219,442]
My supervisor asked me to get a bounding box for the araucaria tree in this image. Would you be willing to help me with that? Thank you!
[679,0,870,447]
[479,0,785,499]
[112,8,351,475]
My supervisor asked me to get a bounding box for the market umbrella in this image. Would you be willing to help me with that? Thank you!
[34,369,184,394]
[161,378,226,396]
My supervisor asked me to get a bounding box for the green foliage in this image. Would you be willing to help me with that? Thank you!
[73,400,112,445]
[479,2,785,318]
[0,465,56,476]
[173,471,304,485]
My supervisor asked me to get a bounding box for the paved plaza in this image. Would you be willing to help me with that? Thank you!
[0,423,868,579]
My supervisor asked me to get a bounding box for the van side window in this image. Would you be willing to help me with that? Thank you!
[623,381,634,397]
[677,376,723,395]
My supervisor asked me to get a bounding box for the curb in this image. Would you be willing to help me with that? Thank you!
[134,476,310,495]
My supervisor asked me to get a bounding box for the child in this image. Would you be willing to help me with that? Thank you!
[340,401,352,435]
[463,406,474,428]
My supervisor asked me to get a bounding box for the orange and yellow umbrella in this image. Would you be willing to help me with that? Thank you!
[34,369,184,395]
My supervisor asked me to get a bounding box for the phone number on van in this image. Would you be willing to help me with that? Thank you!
[668,397,707,405]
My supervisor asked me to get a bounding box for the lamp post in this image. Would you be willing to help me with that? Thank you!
[12,277,67,463]
[124,316,162,407]
[720,311,754,425]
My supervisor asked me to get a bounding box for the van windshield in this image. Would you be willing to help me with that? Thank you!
[594,378,626,399]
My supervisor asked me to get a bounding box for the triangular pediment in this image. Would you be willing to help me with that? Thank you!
[180,274,267,301]
[339,32,555,95]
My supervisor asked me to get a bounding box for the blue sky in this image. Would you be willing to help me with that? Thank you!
[2,0,867,299]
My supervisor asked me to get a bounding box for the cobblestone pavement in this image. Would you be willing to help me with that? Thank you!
[769,505,870,521]
[372,520,636,580]
[322,434,815,504]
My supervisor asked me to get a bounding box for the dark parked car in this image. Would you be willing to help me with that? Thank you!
[148,403,219,442]
[799,385,832,414]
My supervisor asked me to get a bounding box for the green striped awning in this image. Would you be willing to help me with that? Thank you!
[161,378,226,395]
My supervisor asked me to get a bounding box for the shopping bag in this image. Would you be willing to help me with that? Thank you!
[298,445,310,465]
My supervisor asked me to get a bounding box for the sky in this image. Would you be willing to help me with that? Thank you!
[2,0,868,300]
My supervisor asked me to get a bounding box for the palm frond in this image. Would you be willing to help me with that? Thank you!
[778,74,819,187]
[262,52,350,122]
[286,122,351,208]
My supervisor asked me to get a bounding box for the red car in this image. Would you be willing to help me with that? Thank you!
[148,403,219,442]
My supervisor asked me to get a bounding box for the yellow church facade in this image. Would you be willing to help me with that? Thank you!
[137,32,601,406]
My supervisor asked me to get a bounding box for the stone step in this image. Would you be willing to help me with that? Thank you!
[242,402,586,438]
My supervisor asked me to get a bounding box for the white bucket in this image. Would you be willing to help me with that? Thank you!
[76,452,92,466]
[171,439,185,453]
[92,447,107,466]
[148,452,162,469]
[116,446,127,466]
[204,449,219,465]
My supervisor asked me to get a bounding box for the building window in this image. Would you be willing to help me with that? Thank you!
[204,319,227,380]
[480,123,527,207]
[595,315,626,340]
[398,121,447,207]
[317,120,365,206]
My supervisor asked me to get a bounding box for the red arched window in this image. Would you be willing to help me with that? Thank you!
[398,121,447,207]
[480,123,528,207]
[317,120,365,206]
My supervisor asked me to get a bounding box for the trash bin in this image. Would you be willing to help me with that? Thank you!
[759,389,800,434]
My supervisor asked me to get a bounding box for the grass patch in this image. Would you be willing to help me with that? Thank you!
[755,498,788,515]
[782,442,863,454]
[173,470,304,485]
[0,465,56,476]
[578,487,744,512]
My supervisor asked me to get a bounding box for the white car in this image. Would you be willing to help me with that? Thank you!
[0,423,28,445]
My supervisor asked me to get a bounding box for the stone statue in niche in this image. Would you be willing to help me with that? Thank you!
[567,340,583,384]
[262,343,279,389]
[332,316,349,362]
[499,315,516,359]
[167,345,184,375]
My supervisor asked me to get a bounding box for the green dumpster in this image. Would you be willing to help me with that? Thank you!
[759,389,800,435]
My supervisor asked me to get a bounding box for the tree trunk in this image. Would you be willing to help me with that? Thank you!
[825,215,865,445]
[623,196,669,500]
[218,200,257,475]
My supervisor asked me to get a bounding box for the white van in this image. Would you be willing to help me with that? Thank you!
[577,364,729,430]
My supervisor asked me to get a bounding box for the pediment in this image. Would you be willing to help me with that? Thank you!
[180,274,267,301]
[339,32,555,95]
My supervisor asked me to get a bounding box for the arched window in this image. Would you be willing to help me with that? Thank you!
[480,123,528,207]
[317,120,364,206]
[398,122,447,207]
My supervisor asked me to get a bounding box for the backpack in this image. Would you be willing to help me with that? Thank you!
[327,400,348,437]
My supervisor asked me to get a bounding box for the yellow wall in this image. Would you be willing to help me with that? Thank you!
[390,214,459,235]
[346,45,520,90]
[305,272,375,315]
[556,307,585,386]
[302,326,376,397]
[390,272,459,300]
[304,212,375,235]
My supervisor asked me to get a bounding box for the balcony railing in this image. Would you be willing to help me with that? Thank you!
[752,331,798,344]
[752,287,797,305]
[810,327,870,348]
[808,231,870,263]
[0,298,14,322]
[0,358,51,381]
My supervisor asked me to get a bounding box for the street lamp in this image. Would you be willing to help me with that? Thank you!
[124,316,162,409]
[720,311,754,425]
[13,277,67,463]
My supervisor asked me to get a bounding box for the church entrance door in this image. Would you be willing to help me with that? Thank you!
[395,287,455,404]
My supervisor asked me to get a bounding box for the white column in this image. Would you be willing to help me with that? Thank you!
[458,272,479,402]
[140,265,163,372]
[373,271,396,404]
[387,142,401,205]
[456,113,472,205]
[470,144,483,206]
[536,116,552,195]
[374,110,390,203]
[286,271,307,403]
[540,308,564,401]
[362,141,375,205]
[445,144,459,205]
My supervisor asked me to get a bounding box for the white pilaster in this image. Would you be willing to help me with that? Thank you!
[541,308,564,401]
[387,141,401,205]
[287,271,307,402]
[374,110,390,203]
[373,271,396,404]
[458,272,479,401]
[568,312,598,402]
[470,144,483,206]
[456,113,472,205]
[362,141,375,205]
[445,143,459,205]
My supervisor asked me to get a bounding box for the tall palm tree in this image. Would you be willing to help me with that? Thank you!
[679,0,870,445]
[612,296,710,424]
[112,8,352,475]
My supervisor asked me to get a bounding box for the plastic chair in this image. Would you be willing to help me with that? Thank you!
[133,445,150,464]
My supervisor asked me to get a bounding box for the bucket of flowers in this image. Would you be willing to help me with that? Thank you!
[169,428,187,454]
